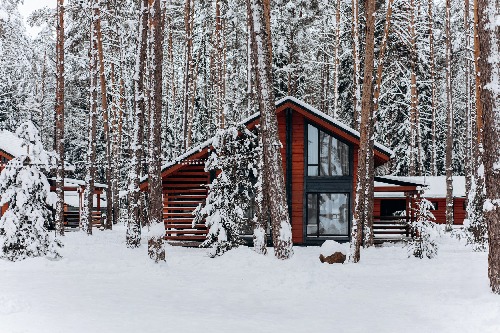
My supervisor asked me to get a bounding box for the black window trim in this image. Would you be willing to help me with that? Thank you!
[305,121,353,178]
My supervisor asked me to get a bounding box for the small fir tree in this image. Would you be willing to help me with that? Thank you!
[193,125,259,257]
[407,198,439,259]
[0,121,62,261]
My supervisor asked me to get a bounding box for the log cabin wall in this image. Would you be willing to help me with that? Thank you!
[162,162,210,243]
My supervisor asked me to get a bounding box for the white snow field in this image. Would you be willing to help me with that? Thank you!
[0,226,499,333]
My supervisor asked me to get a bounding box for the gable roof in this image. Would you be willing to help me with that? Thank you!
[141,97,394,185]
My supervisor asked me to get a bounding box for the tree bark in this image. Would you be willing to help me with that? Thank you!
[54,0,65,237]
[477,0,500,294]
[351,0,361,131]
[351,0,376,261]
[126,0,149,248]
[445,0,454,231]
[428,0,438,176]
[94,0,114,230]
[247,0,293,259]
[147,0,166,263]
[82,0,99,235]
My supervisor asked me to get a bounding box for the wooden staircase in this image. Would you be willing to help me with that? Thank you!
[373,215,411,244]
[163,164,210,245]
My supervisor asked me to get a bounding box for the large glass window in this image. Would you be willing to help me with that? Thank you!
[307,193,349,237]
[307,124,350,176]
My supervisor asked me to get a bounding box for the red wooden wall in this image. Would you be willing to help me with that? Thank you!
[373,197,466,225]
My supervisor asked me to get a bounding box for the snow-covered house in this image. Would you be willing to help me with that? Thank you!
[141,97,425,245]
[374,176,467,225]
[0,129,105,228]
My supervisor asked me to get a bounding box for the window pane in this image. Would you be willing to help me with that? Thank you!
[318,193,349,235]
[308,165,318,176]
[319,130,350,176]
[307,124,318,165]
[307,194,318,236]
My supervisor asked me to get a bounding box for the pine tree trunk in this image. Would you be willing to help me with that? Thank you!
[464,0,473,221]
[445,0,454,231]
[332,0,341,118]
[247,0,293,260]
[126,0,149,248]
[147,0,166,263]
[477,0,500,294]
[408,0,419,177]
[83,0,99,235]
[428,0,438,176]
[469,0,486,244]
[94,0,113,230]
[351,0,361,131]
[183,0,194,149]
[351,0,376,261]
[54,0,65,237]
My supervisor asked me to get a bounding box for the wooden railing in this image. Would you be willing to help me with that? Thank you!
[373,215,411,243]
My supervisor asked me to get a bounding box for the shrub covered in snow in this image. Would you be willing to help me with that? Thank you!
[193,125,260,257]
[407,198,439,259]
[0,121,62,261]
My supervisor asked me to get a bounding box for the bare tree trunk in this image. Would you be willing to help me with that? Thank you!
[332,0,341,118]
[55,0,65,237]
[351,0,361,131]
[183,0,194,149]
[126,0,149,248]
[445,0,454,231]
[82,0,99,235]
[247,0,293,260]
[351,0,376,262]
[93,0,113,230]
[408,0,419,177]
[428,0,438,176]
[477,0,500,294]
[147,0,166,263]
[464,0,473,221]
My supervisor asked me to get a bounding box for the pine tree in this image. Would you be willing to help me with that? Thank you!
[444,0,454,232]
[408,198,439,259]
[476,0,500,294]
[193,125,258,257]
[350,0,376,262]
[247,0,293,260]
[126,0,149,248]
[147,0,166,263]
[0,121,62,261]
[54,0,65,237]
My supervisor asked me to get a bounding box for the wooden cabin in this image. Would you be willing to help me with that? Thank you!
[140,97,427,245]
[0,129,105,228]
[374,176,467,225]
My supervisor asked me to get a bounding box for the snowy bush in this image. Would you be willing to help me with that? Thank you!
[193,125,260,257]
[0,121,62,261]
[407,198,439,259]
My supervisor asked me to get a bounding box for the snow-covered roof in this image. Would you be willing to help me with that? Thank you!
[145,97,394,183]
[0,129,27,158]
[64,191,107,208]
[0,129,75,171]
[375,176,466,198]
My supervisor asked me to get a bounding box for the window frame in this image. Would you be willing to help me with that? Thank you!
[305,122,352,178]
[306,192,351,238]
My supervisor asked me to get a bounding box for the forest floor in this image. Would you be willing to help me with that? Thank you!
[0,225,499,333]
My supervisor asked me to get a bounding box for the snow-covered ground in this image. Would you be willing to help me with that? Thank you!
[1,226,499,333]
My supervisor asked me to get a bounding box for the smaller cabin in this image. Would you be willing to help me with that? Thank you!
[0,129,105,228]
[374,176,467,225]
